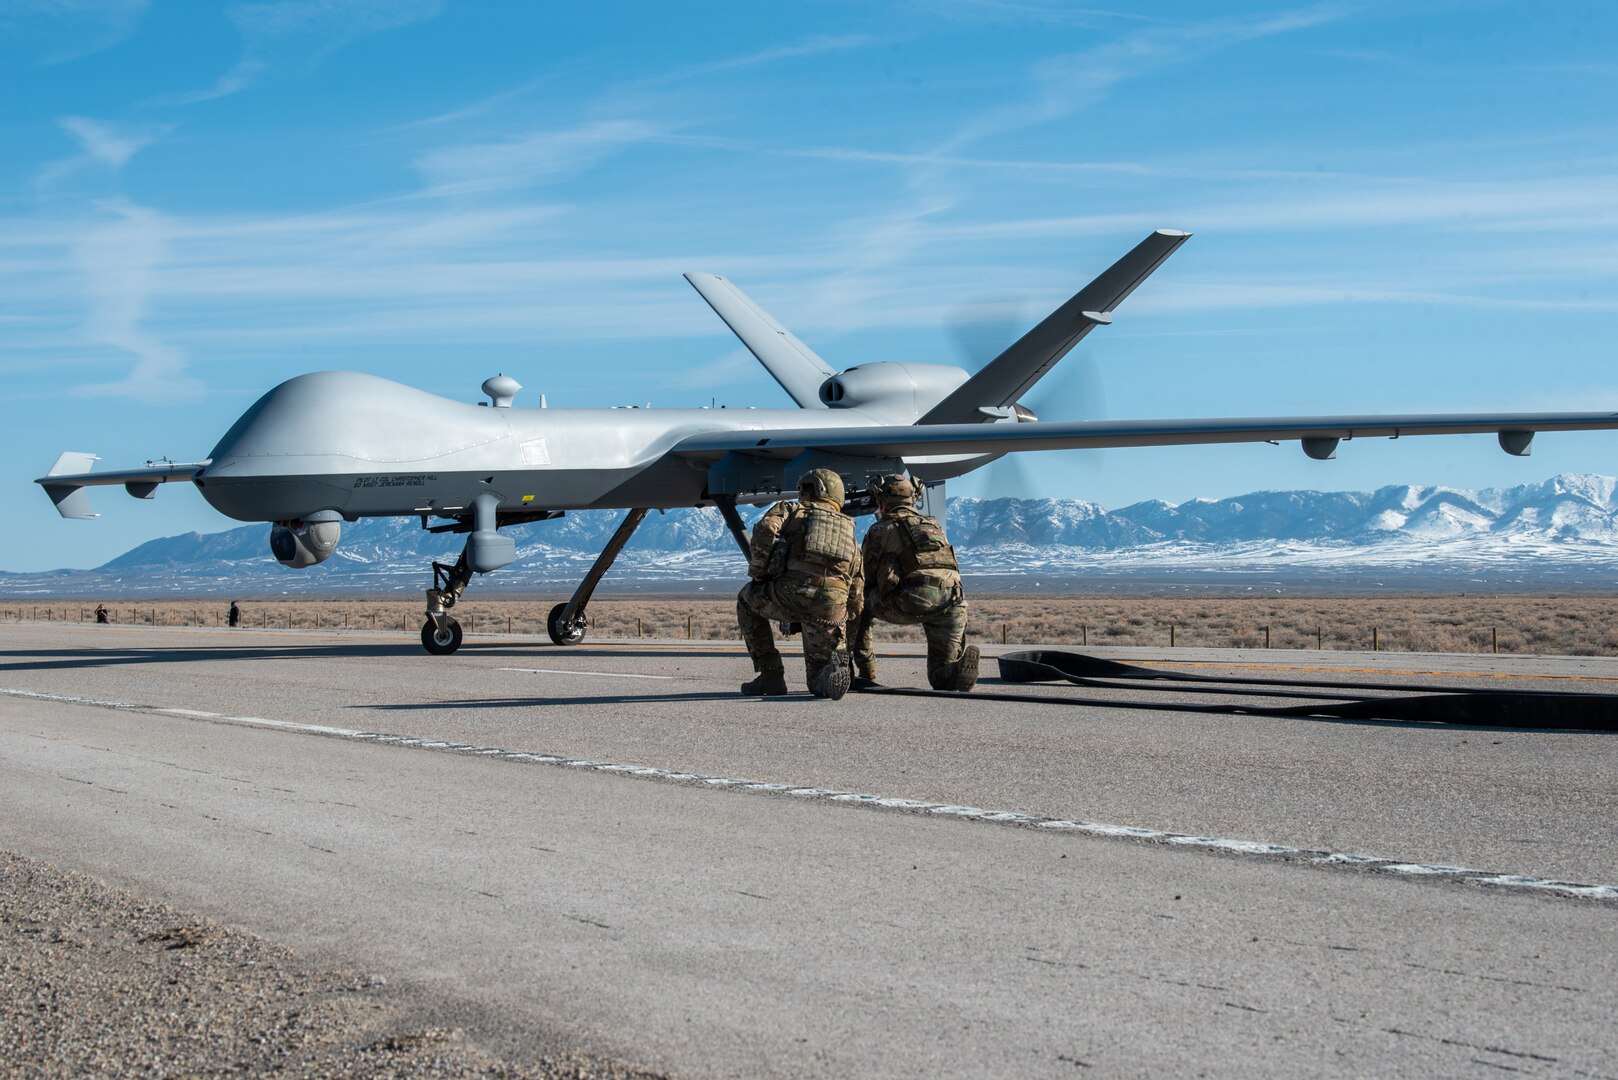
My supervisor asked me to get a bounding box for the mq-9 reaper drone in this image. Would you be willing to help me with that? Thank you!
[38,231,1618,654]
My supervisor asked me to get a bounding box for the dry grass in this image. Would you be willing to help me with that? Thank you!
[10,593,1618,657]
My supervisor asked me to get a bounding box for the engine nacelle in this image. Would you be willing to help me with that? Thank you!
[270,515,341,569]
[818,362,970,420]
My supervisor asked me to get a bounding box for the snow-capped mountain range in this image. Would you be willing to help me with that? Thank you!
[8,474,1618,596]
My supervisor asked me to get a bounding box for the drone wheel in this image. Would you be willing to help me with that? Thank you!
[421,618,463,655]
[547,603,587,646]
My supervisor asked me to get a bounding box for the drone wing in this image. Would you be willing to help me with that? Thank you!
[670,412,1618,462]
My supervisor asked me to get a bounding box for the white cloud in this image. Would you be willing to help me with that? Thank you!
[146,0,444,107]
[4,0,150,64]
[414,119,666,197]
[934,175,1618,241]
[144,58,268,107]
[56,115,163,169]
[939,5,1349,152]
[658,33,879,80]
[35,115,169,190]
[226,0,442,46]
[69,200,201,400]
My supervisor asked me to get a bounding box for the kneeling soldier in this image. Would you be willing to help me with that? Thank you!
[851,474,979,692]
[736,468,863,699]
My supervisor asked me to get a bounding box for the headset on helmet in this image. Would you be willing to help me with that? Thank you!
[798,468,845,505]
[868,473,917,506]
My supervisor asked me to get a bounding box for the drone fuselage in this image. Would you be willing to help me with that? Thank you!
[195,370,991,524]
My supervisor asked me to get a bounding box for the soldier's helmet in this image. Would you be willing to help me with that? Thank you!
[868,473,917,507]
[798,468,845,506]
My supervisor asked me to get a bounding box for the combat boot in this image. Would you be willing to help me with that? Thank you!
[951,645,980,692]
[851,657,877,692]
[808,656,851,701]
[741,667,789,696]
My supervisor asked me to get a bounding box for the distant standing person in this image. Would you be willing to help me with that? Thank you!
[851,473,979,692]
[95,603,109,624]
[228,601,241,628]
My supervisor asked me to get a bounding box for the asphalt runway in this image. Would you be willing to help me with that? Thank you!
[2,622,1615,1076]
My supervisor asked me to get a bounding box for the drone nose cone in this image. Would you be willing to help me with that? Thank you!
[198,371,515,522]
[207,371,511,463]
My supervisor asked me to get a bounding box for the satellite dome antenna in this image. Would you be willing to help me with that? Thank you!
[482,374,521,408]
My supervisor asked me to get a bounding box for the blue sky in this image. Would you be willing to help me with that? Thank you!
[3,1,1616,571]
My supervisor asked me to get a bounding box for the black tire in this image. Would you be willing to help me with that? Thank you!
[421,618,463,655]
[547,602,586,646]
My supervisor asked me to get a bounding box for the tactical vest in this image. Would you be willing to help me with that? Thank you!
[768,502,858,586]
[798,505,857,574]
[892,510,958,578]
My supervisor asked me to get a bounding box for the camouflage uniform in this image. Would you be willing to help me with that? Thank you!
[851,475,979,692]
[736,468,864,698]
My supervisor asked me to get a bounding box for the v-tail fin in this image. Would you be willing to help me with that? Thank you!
[685,273,835,409]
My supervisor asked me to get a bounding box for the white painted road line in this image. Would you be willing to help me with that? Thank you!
[497,667,676,680]
[5,684,1615,903]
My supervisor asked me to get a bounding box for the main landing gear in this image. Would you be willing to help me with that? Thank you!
[546,508,648,645]
[545,496,755,647]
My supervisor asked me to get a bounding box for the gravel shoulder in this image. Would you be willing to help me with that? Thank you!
[0,850,670,1080]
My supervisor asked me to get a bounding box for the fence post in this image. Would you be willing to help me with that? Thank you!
[1001,623,1007,645]
[1264,625,1271,649]
[1316,627,1322,650]
[687,614,693,639]
[1082,623,1087,647]
[1373,627,1379,652]
[1492,626,1498,654]
[1169,624,1175,647]
[638,617,643,638]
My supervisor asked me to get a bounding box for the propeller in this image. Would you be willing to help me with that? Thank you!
[945,297,1108,500]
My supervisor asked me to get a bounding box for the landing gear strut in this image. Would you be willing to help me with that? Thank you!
[713,495,753,559]
[548,508,649,645]
[546,498,755,647]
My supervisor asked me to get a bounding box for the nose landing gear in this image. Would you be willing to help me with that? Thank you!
[421,549,472,655]
[422,616,465,654]
[416,491,522,656]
